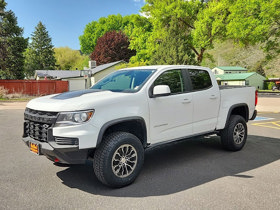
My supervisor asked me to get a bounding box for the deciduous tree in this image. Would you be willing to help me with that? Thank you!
[150,20,196,65]
[142,0,208,64]
[79,14,153,61]
[90,31,135,65]
[80,0,280,67]
[54,47,89,70]
[124,15,153,63]
[79,14,124,54]
[226,0,280,59]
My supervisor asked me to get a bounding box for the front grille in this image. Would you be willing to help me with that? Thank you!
[24,108,58,142]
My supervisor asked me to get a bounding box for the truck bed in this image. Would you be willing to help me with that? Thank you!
[215,85,256,130]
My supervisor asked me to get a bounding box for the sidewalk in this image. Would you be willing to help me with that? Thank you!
[0,101,28,110]
[257,97,280,113]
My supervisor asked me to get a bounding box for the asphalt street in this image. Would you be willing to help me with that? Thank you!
[258,92,280,98]
[0,106,279,209]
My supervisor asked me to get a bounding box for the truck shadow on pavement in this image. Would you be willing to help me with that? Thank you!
[56,135,280,197]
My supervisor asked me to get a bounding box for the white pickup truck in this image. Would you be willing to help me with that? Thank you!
[23,65,257,187]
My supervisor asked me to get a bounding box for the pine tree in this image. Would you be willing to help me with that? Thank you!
[24,21,56,77]
[0,0,28,79]
[255,63,266,77]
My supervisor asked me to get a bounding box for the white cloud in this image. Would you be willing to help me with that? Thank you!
[133,0,145,3]
[132,0,146,9]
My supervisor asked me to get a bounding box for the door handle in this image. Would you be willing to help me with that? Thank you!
[210,95,217,99]
[182,98,192,104]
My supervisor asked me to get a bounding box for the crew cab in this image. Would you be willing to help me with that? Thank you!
[22,65,257,187]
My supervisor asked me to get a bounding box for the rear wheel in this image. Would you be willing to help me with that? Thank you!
[93,132,144,188]
[220,115,247,151]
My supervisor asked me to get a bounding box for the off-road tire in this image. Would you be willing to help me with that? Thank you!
[93,132,144,188]
[220,115,247,151]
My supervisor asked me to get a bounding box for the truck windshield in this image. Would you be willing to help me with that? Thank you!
[90,69,156,93]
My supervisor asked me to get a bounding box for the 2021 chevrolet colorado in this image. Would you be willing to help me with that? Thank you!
[23,65,257,187]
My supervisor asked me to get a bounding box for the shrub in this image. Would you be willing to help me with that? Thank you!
[267,82,275,90]
[0,86,27,99]
[0,86,8,98]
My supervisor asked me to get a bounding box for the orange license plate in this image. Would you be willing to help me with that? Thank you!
[30,142,39,155]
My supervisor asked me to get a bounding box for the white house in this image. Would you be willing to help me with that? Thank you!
[212,66,248,75]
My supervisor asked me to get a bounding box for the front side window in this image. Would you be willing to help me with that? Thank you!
[91,69,155,92]
[188,69,212,91]
[154,69,184,94]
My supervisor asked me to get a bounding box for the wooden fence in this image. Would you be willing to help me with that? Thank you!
[0,80,69,96]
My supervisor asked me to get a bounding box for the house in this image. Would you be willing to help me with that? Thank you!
[215,72,266,89]
[34,60,125,91]
[212,66,248,75]
[88,60,126,85]
[35,70,86,91]
[35,70,81,80]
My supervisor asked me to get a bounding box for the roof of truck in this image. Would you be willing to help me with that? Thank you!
[122,65,210,71]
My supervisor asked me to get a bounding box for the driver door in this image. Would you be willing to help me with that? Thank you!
[148,69,193,144]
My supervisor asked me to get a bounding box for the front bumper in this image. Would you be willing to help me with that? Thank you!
[22,136,90,164]
[22,108,99,164]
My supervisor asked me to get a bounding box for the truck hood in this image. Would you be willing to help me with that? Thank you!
[26,89,129,112]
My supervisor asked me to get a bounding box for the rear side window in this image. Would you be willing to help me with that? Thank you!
[154,69,184,94]
[188,69,212,91]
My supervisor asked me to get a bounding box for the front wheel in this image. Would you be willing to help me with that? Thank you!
[93,132,144,188]
[220,115,247,151]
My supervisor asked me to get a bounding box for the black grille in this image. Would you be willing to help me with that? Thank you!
[55,137,79,145]
[24,108,58,142]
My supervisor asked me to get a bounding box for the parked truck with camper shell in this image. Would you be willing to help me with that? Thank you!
[23,65,258,187]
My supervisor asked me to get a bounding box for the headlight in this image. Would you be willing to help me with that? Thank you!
[55,110,94,127]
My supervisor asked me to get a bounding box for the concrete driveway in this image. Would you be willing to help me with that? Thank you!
[0,97,280,209]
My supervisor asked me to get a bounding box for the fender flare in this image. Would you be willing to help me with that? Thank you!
[96,117,147,148]
[225,103,249,127]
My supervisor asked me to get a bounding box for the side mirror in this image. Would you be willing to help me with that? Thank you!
[153,85,171,97]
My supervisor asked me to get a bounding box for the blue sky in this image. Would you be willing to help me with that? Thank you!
[5,0,145,50]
